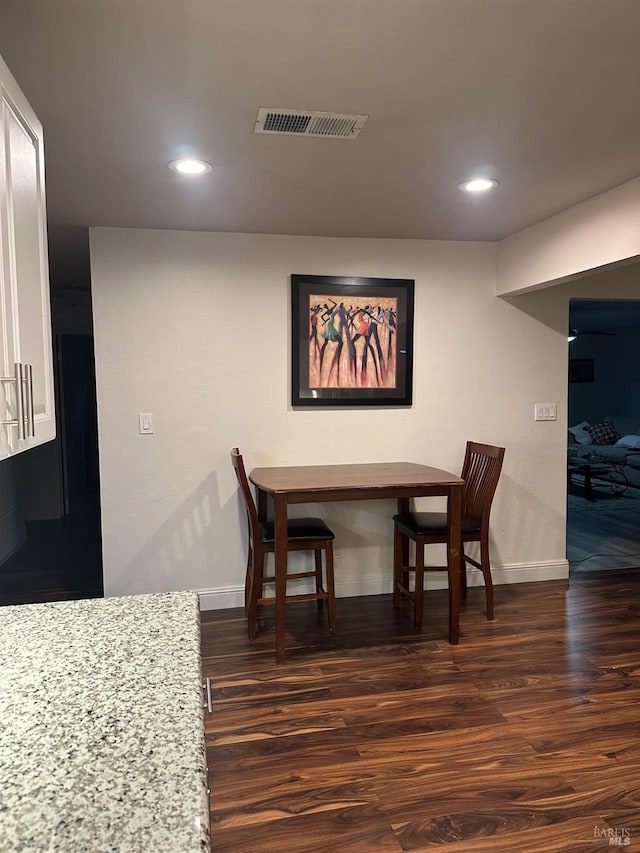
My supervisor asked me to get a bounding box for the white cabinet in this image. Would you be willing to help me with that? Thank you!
[0,53,55,460]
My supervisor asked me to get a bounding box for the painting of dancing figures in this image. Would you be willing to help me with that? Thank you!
[309,297,398,389]
[292,275,414,407]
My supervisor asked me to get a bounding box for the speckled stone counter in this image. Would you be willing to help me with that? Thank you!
[0,591,210,852]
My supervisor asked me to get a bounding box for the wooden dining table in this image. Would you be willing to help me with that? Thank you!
[249,461,464,663]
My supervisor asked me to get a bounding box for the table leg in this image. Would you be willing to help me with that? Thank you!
[397,497,410,591]
[257,487,269,521]
[274,493,288,664]
[447,485,462,645]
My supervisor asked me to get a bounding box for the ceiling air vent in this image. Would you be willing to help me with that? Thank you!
[254,108,367,139]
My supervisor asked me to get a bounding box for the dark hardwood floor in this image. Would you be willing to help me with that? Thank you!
[202,573,640,852]
[567,483,640,572]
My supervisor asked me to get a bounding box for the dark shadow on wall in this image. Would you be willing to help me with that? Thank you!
[112,472,230,596]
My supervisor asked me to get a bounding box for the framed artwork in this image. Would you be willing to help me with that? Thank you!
[569,358,594,383]
[291,274,414,407]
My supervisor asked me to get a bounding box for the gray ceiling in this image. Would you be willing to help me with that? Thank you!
[2,0,640,289]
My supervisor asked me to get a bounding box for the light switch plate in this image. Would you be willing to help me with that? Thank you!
[534,403,557,421]
[138,412,154,434]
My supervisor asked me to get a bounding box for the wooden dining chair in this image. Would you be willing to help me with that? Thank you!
[231,448,337,640]
[393,441,505,627]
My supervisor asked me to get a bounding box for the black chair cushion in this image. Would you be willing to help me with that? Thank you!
[259,517,335,543]
[393,511,480,537]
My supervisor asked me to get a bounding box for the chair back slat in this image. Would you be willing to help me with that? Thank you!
[461,441,505,523]
[230,447,261,547]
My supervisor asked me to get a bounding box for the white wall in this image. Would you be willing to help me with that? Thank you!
[497,177,640,296]
[90,228,570,606]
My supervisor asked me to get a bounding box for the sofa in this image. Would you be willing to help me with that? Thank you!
[568,416,640,489]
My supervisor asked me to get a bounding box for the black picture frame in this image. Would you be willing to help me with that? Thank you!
[291,274,414,407]
[569,358,595,383]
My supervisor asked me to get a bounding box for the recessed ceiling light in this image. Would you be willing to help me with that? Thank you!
[458,177,499,193]
[168,158,212,175]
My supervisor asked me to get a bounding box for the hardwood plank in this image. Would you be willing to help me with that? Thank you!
[211,804,404,853]
[356,723,538,765]
[519,720,640,761]
[208,707,348,745]
[211,767,382,830]
[394,814,615,852]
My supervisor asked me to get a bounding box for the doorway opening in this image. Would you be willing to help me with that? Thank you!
[566,298,640,574]
[0,327,102,604]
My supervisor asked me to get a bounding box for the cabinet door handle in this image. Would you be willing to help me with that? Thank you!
[1,363,26,440]
[25,363,35,437]
[202,677,213,714]
[16,362,26,440]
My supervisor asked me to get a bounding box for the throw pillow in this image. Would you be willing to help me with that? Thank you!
[568,421,592,445]
[614,434,640,449]
[586,419,620,446]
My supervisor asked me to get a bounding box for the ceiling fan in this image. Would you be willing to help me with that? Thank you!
[568,327,617,341]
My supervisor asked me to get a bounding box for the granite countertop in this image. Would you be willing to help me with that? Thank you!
[0,591,210,852]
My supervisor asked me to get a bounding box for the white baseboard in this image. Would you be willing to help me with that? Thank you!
[0,508,27,566]
[196,559,569,610]
[199,586,245,611]
[483,560,569,585]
